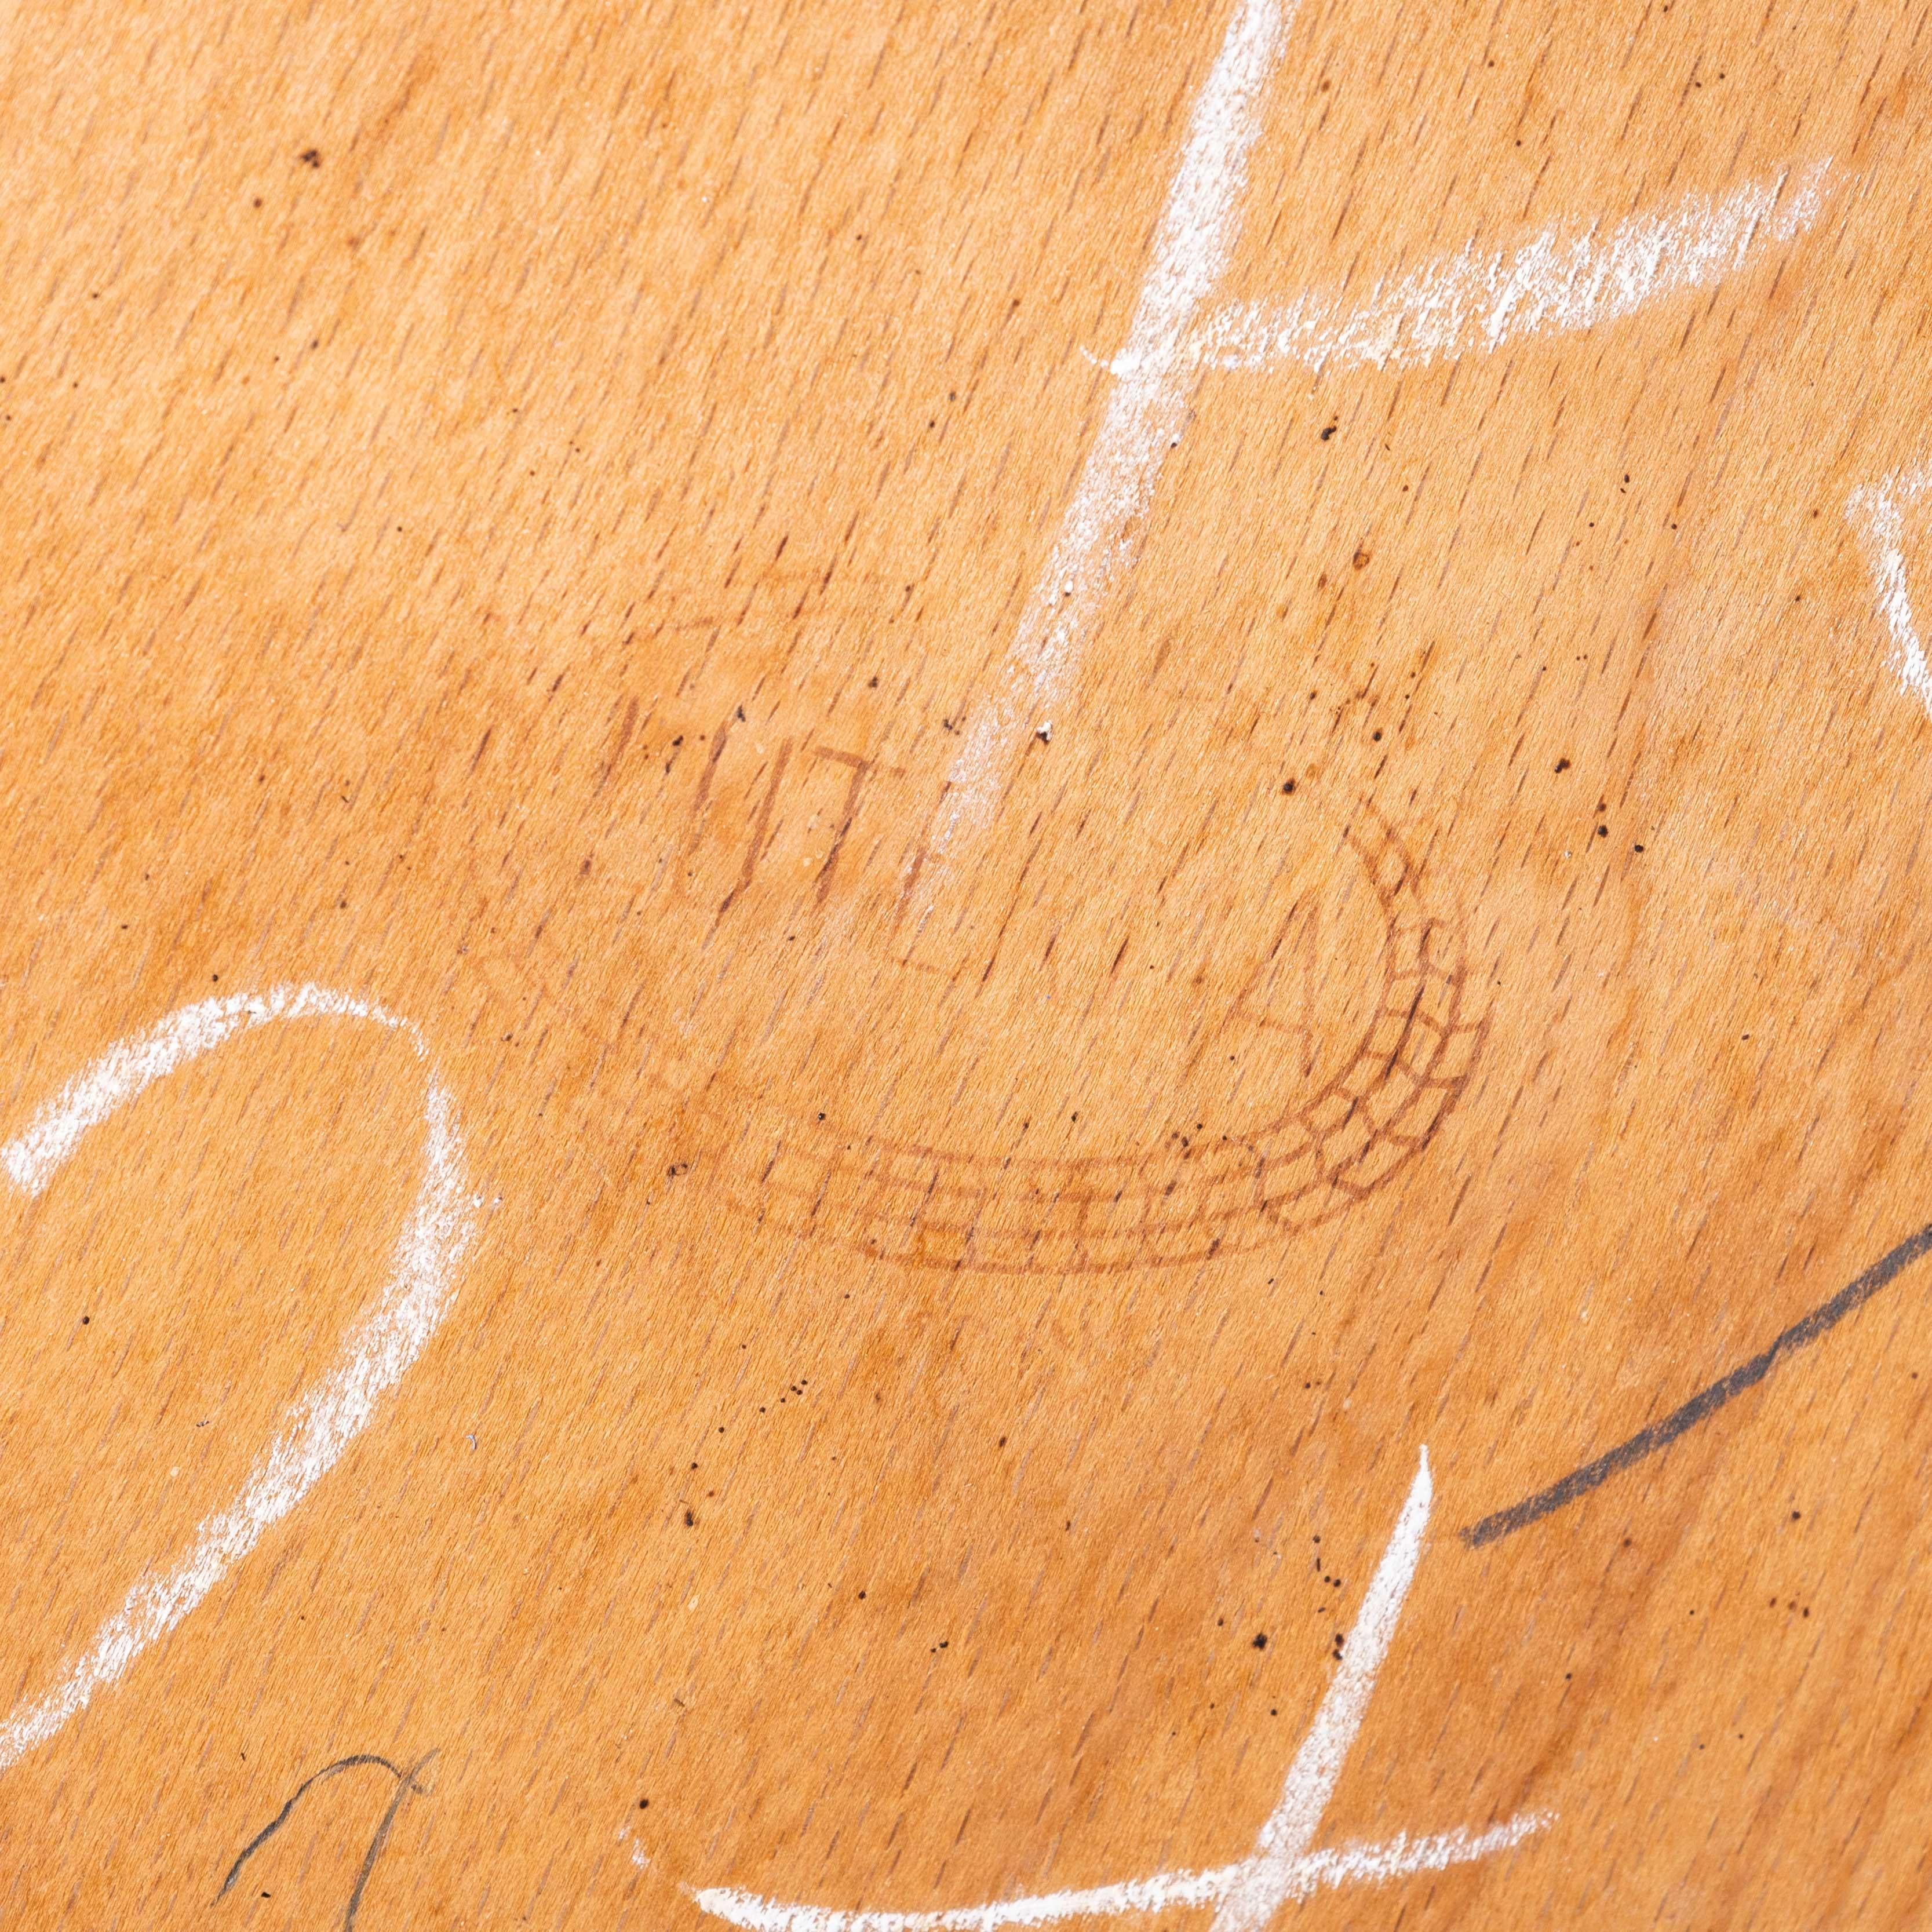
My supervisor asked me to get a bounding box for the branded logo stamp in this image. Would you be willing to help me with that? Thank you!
[496,656,1486,1273]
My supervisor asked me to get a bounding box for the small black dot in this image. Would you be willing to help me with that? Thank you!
[1252,1632,1268,1650]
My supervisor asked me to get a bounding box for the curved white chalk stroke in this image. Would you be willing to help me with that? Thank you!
[919,0,1297,894]
[690,1816,1550,1932]
[686,1450,1549,1931]
[0,985,479,1774]
[1848,462,1932,717]
[1190,158,1836,376]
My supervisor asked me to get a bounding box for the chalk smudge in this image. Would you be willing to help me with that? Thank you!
[1849,460,1932,718]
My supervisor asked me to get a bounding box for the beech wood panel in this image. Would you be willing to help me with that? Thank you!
[1,0,1931,1925]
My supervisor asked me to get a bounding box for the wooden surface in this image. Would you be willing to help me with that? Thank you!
[3,0,1932,1923]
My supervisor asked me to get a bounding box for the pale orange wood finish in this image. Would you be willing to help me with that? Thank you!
[0,0,1929,1924]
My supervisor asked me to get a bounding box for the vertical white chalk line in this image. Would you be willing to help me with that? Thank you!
[1849,462,1932,719]
[1191,159,1836,375]
[685,1446,1547,1932]
[923,0,1295,891]
[1208,1445,1432,1932]
[0,985,480,1776]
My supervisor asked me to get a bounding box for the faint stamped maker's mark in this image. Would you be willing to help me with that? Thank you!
[720,799,1485,1273]
[487,672,1487,1273]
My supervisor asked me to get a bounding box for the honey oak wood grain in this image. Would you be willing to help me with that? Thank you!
[0,0,1930,1924]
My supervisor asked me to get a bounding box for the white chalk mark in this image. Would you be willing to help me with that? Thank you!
[1848,461,1932,717]
[690,1815,1548,1932]
[1210,1447,1431,1931]
[920,0,1295,886]
[6,983,389,1195]
[0,985,479,1775]
[687,1449,1548,1932]
[1191,159,1834,376]
[914,5,1833,929]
